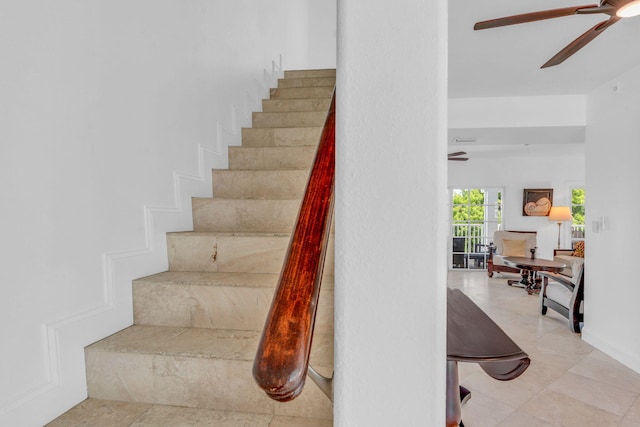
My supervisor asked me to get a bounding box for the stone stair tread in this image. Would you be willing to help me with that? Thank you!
[241,125,322,134]
[87,324,334,369]
[252,111,327,118]
[46,398,333,427]
[132,271,334,330]
[228,145,316,171]
[276,76,335,87]
[135,271,279,288]
[213,166,309,172]
[191,197,301,233]
[262,98,332,113]
[193,196,301,202]
[87,325,260,361]
[269,86,334,99]
[212,169,309,199]
[191,196,302,203]
[251,111,327,128]
[135,270,334,289]
[168,230,291,238]
[284,69,336,78]
[241,127,323,148]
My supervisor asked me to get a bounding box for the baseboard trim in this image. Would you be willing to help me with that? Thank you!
[582,326,640,374]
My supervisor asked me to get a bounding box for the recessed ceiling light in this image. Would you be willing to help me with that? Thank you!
[452,137,478,143]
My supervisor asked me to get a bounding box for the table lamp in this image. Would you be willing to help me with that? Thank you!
[548,206,573,249]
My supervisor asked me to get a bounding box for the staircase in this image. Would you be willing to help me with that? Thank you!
[53,70,336,426]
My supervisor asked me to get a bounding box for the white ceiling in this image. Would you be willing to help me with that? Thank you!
[448,0,640,157]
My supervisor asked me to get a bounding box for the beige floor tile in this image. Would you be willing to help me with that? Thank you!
[45,399,151,427]
[570,350,640,394]
[547,371,638,416]
[462,370,543,408]
[269,415,333,427]
[516,359,568,390]
[129,405,272,427]
[460,390,515,427]
[621,396,640,426]
[520,390,622,426]
[495,410,555,427]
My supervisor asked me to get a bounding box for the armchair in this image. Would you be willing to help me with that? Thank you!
[539,263,585,333]
[552,246,584,285]
[487,230,537,277]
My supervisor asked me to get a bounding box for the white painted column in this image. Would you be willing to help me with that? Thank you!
[583,65,640,374]
[334,0,448,425]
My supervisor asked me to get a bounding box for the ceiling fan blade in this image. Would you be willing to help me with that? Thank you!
[541,16,620,68]
[448,157,469,161]
[448,151,467,157]
[474,5,598,30]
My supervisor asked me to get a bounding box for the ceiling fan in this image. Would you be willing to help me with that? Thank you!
[448,151,469,161]
[474,0,640,68]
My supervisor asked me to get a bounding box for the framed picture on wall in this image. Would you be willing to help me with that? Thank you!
[523,188,553,216]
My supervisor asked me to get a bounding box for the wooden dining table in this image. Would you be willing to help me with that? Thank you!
[447,288,530,427]
[503,256,566,294]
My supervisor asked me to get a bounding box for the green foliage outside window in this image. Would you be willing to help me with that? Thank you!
[571,188,585,225]
[571,188,585,240]
[452,189,486,223]
[451,189,502,244]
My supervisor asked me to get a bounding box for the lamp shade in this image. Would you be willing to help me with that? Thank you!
[548,206,573,222]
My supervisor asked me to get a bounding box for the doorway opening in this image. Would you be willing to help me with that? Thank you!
[450,188,503,270]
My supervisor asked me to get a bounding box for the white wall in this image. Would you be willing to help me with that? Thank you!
[582,64,640,374]
[448,151,585,259]
[335,0,447,425]
[0,1,335,425]
[308,0,337,69]
[449,95,587,129]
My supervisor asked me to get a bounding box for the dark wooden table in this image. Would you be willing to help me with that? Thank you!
[503,256,566,294]
[447,288,530,427]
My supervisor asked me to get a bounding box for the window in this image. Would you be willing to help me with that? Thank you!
[451,188,503,270]
[571,188,585,245]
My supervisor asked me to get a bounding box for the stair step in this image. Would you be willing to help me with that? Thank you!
[241,127,322,147]
[167,231,335,274]
[277,77,335,89]
[284,69,336,79]
[166,232,335,275]
[269,86,334,99]
[262,97,331,113]
[132,271,334,331]
[85,325,333,419]
[252,110,327,128]
[46,398,334,427]
[192,198,301,233]
[212,169,309,199]
[228,145,316,171]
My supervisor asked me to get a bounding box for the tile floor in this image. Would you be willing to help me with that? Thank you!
[449,270,640,427]
[48,270,640,426]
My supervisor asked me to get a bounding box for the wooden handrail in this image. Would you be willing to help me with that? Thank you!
[252,89,336,402]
